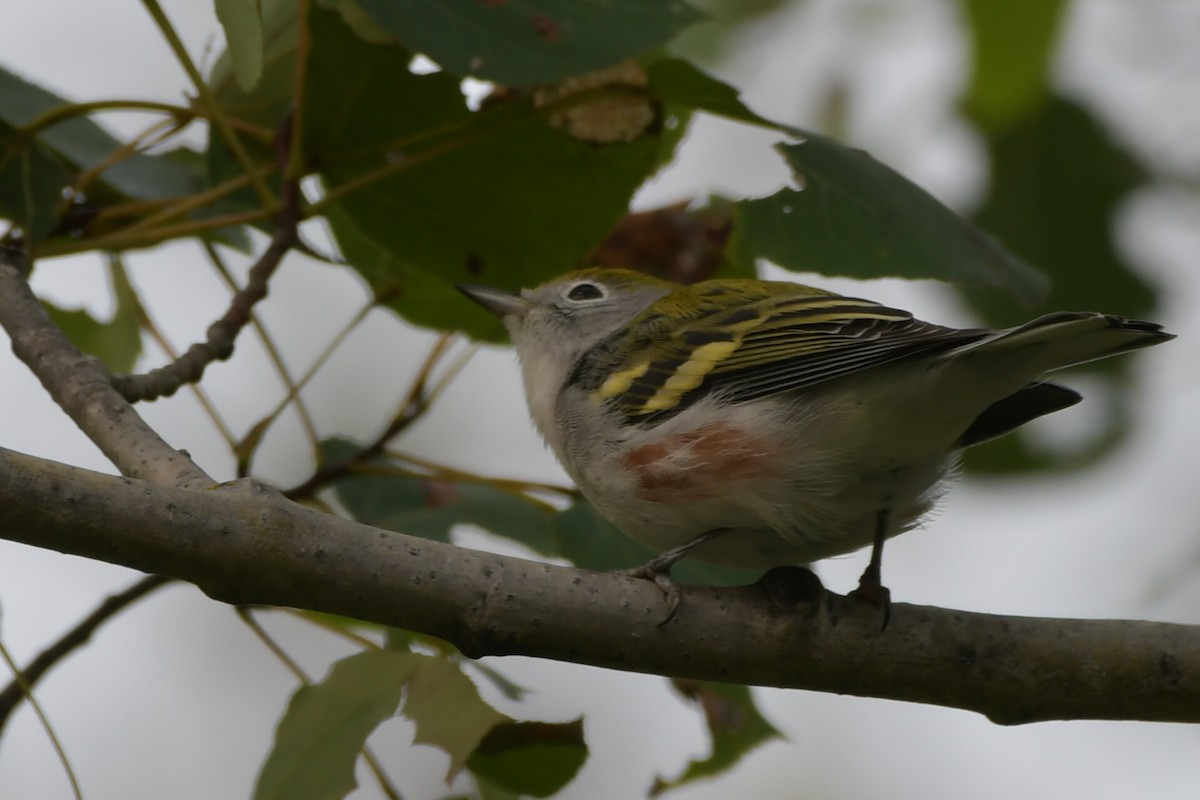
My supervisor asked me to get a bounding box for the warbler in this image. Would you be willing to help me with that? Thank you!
[459,268,1173,610]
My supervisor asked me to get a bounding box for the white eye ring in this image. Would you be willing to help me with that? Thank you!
[565,282,606,302]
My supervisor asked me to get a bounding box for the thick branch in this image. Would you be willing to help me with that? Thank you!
[1,446,1197,725]
[0,250,210,487]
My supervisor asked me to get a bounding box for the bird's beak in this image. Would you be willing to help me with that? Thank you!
[457,284,532,320]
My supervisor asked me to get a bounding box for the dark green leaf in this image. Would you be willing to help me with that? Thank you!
[325,204,507,341]
[205,0,297,222]
[216,0,266,91]
[356,0,704,87]
[302,9,679,312]
[730,135,1049,305]
[465,661,529,702]
[305,5,468,158]
[323,438,559,555]
[0,121,70,244]
[967,97,1152,322]
[467,719,588,798]
[646,58,783,131]
[961,0,1067,130]
[403,654,510,779]
[209,0,301,128]
[324,105,662,293]
[254,649,418,800]
[475,777,522,800]
[962,97,1155,473]
[43,257,142,372]
[0,65,200,202]
[554,500,761,587]
[652,680,781,795]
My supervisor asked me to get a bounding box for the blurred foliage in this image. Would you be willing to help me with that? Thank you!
[961,0,1067,130]
[42,257,142,373]
[652,680,783,795]
[0,0,1184,796]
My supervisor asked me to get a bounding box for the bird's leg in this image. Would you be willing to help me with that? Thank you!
[849,506,892,629]
[627,528,730,625]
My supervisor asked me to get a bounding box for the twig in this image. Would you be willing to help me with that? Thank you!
[139,0,278,211]
[0,248,211,486]
[0,575,173,738]
[114,253,238,448]
[0,639,84,799]
[202,241,319,451]
[110,120,302,403]
[283,334,466,500]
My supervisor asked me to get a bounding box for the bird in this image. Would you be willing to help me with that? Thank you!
[459,268,1173,619]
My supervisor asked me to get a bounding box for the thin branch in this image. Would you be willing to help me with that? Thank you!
[278,608,382,651]
[35,208,275,258]
[287,0,312,181]
[0,575,173,738]
[309,84,650,214]
[115,252,238,448]
[202,241,319,451]
[108,208,297,401]
[13,99,273,144]
[138,0,278,211]
[0,248,211,487]
[2,446,1198,725]
[363,457,570,509]
[232,297,375,476]
[236,606,310,683]
[283,333,466,501]
[0,639,84,800]
[109,122,303,403]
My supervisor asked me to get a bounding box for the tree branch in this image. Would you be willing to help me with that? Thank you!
[1,446,1196,725]
[109,145,302,403]
[0,249,210,487]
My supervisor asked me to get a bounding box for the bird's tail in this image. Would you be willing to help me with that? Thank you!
[958,312,1174,373]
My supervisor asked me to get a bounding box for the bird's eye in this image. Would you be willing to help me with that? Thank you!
[567,282,605,301]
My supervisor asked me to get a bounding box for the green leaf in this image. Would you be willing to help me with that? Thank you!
[254,649,418,800]
[961,97,1155,474]
[730,135,1049,305]
[967,97,1153,322]
[209,0,301,127]
[216,0,266,91]
[467,720,588,798]
[43,257,142,372]
[652,680,781,795]
[304,5,468,158]
[325,204,507,341]
[323,438,559,555]
[465,661,529,702]
[553,500,761,587]
[475,777,522,800]
[403,654,511,780]
[356,0,704,87]
[324,104,662,293]
[0,121,70,244]
[0,65,200,202]
[961,0,1067,130]
[305,7,508,339]
[645,58,783,131]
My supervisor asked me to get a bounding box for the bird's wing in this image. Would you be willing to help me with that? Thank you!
[592,290,989,420]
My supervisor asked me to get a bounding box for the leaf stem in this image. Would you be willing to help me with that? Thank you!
[139,0,278,211]
[0,639,84,800]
